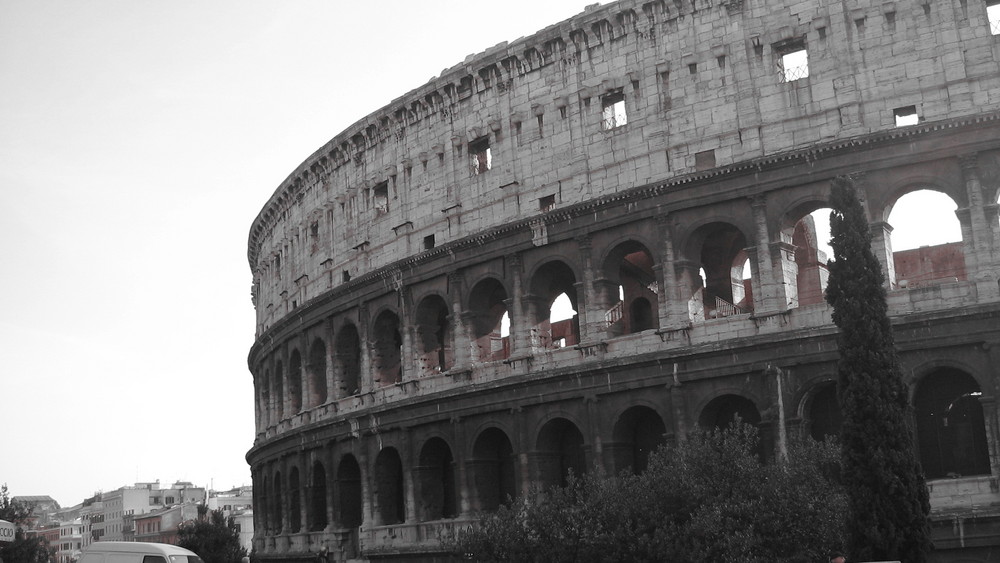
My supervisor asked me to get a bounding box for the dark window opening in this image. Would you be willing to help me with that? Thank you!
[423,234,435,250]
[342,270,351,283]
[373,181,389,215]
[695,149,716,171]
[539,194,556,212]
[469,137,492,175]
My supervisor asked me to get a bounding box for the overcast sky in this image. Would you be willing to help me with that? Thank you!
[0,1,961,509]
[0,0,606,508]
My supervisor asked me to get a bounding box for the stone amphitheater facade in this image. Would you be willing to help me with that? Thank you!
[246,0,1000,560]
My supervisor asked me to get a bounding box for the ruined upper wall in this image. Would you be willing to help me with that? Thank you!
[248,0,1000,329]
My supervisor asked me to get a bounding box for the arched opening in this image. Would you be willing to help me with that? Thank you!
[470,428,516,511]
[686,223,751,321]
[807,382,842,441]
[308,338,328,407]
[272,361,284,421]
[915,368,989,479]
[602,242,659,336]
[778,207,835,309]
[529,261,580,349]
[699,394,764,458]
[536,418,586,488]
[699,394,761,430]
[271,471,283,534]
[373,448,405,525]
[309,461,328,531]
[336,455,363,528]
[289,466,302,533]
[371,311,403,385]
[289,350,303,413]
[467,278,510,362]
[611,406,667,474]
[415,295,452,375]
[417,438,457,520]
[334,323,361,397]
[887,189,965,288]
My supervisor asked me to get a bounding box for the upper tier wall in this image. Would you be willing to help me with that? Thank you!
[247,0,1000,330]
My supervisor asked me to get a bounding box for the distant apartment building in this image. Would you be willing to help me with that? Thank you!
[101,482,206,541]
[207,486,254,553]
[56,519,84,563]
[79,494,104,547]
[134,504,201,545]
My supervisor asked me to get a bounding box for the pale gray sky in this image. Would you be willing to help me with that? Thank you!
[0,0,604,507]
[0,1,959,509]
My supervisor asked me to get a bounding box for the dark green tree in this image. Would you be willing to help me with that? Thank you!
[453,423,846,563]
[177,508,247,563]
[0,484,53,563]
[825,175,932,561]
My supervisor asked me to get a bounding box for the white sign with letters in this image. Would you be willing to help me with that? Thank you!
[0,519,15,542]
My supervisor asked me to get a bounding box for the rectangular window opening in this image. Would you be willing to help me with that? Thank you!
[894,105,918,126]
[423,234,435,250]
[469,137,492,175]
[777,44,809,82]
[342,270,351,283]
[988,2,1000,34]
[601,91,627,130]
[373,181,389,215]
[539,194,556,212]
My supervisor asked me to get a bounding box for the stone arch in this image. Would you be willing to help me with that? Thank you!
[334,322,362,397]
[535,417,587,488]
[417,437,458,520]
[371,309,403,385]
[289,349,303,413]
[307,337,328,407]
[527,260,580,349]
[611,405,667,474]
[801,380,841,441]
[470,427,517,511]
[309,460,328,531]
[914,367,990,479]
[699,393,762,430]
[373,447,405,525]
[779,198,836,308]
[599,239,659,336]
[466,276,510,361]
[288,465,302,533]
[336,454,363,528]
[682,221,752,320]
[415,294,452,375]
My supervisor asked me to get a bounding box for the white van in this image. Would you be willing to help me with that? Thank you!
[78,542,204,563]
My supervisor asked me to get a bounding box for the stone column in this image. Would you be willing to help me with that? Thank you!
[506,253,528,355]
[358,444,375,528]
[869,221,897,288]
[279,346,291,422]
[980,395,1000,480]
[749,195,788,314]
[402,430,418,523]
[583,395,605,472]
[357,302,372,393]
[452,417,472,516]
[575,235,601,343]
[770,240,799,310]
[655,213,688,330]
[448,272,472,370]
[397,281,415,381]
[674,260,702,322]
[324,318,335,404]
[521,294,549,351]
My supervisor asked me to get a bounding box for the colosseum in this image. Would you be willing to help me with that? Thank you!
[246,0,1000,560]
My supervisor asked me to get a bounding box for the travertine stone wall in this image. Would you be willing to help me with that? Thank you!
[248,0,1000,334]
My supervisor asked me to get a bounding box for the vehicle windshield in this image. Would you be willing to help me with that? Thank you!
[169,556,204,563]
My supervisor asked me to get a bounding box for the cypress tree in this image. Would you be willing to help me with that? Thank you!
[825,175,932,561]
